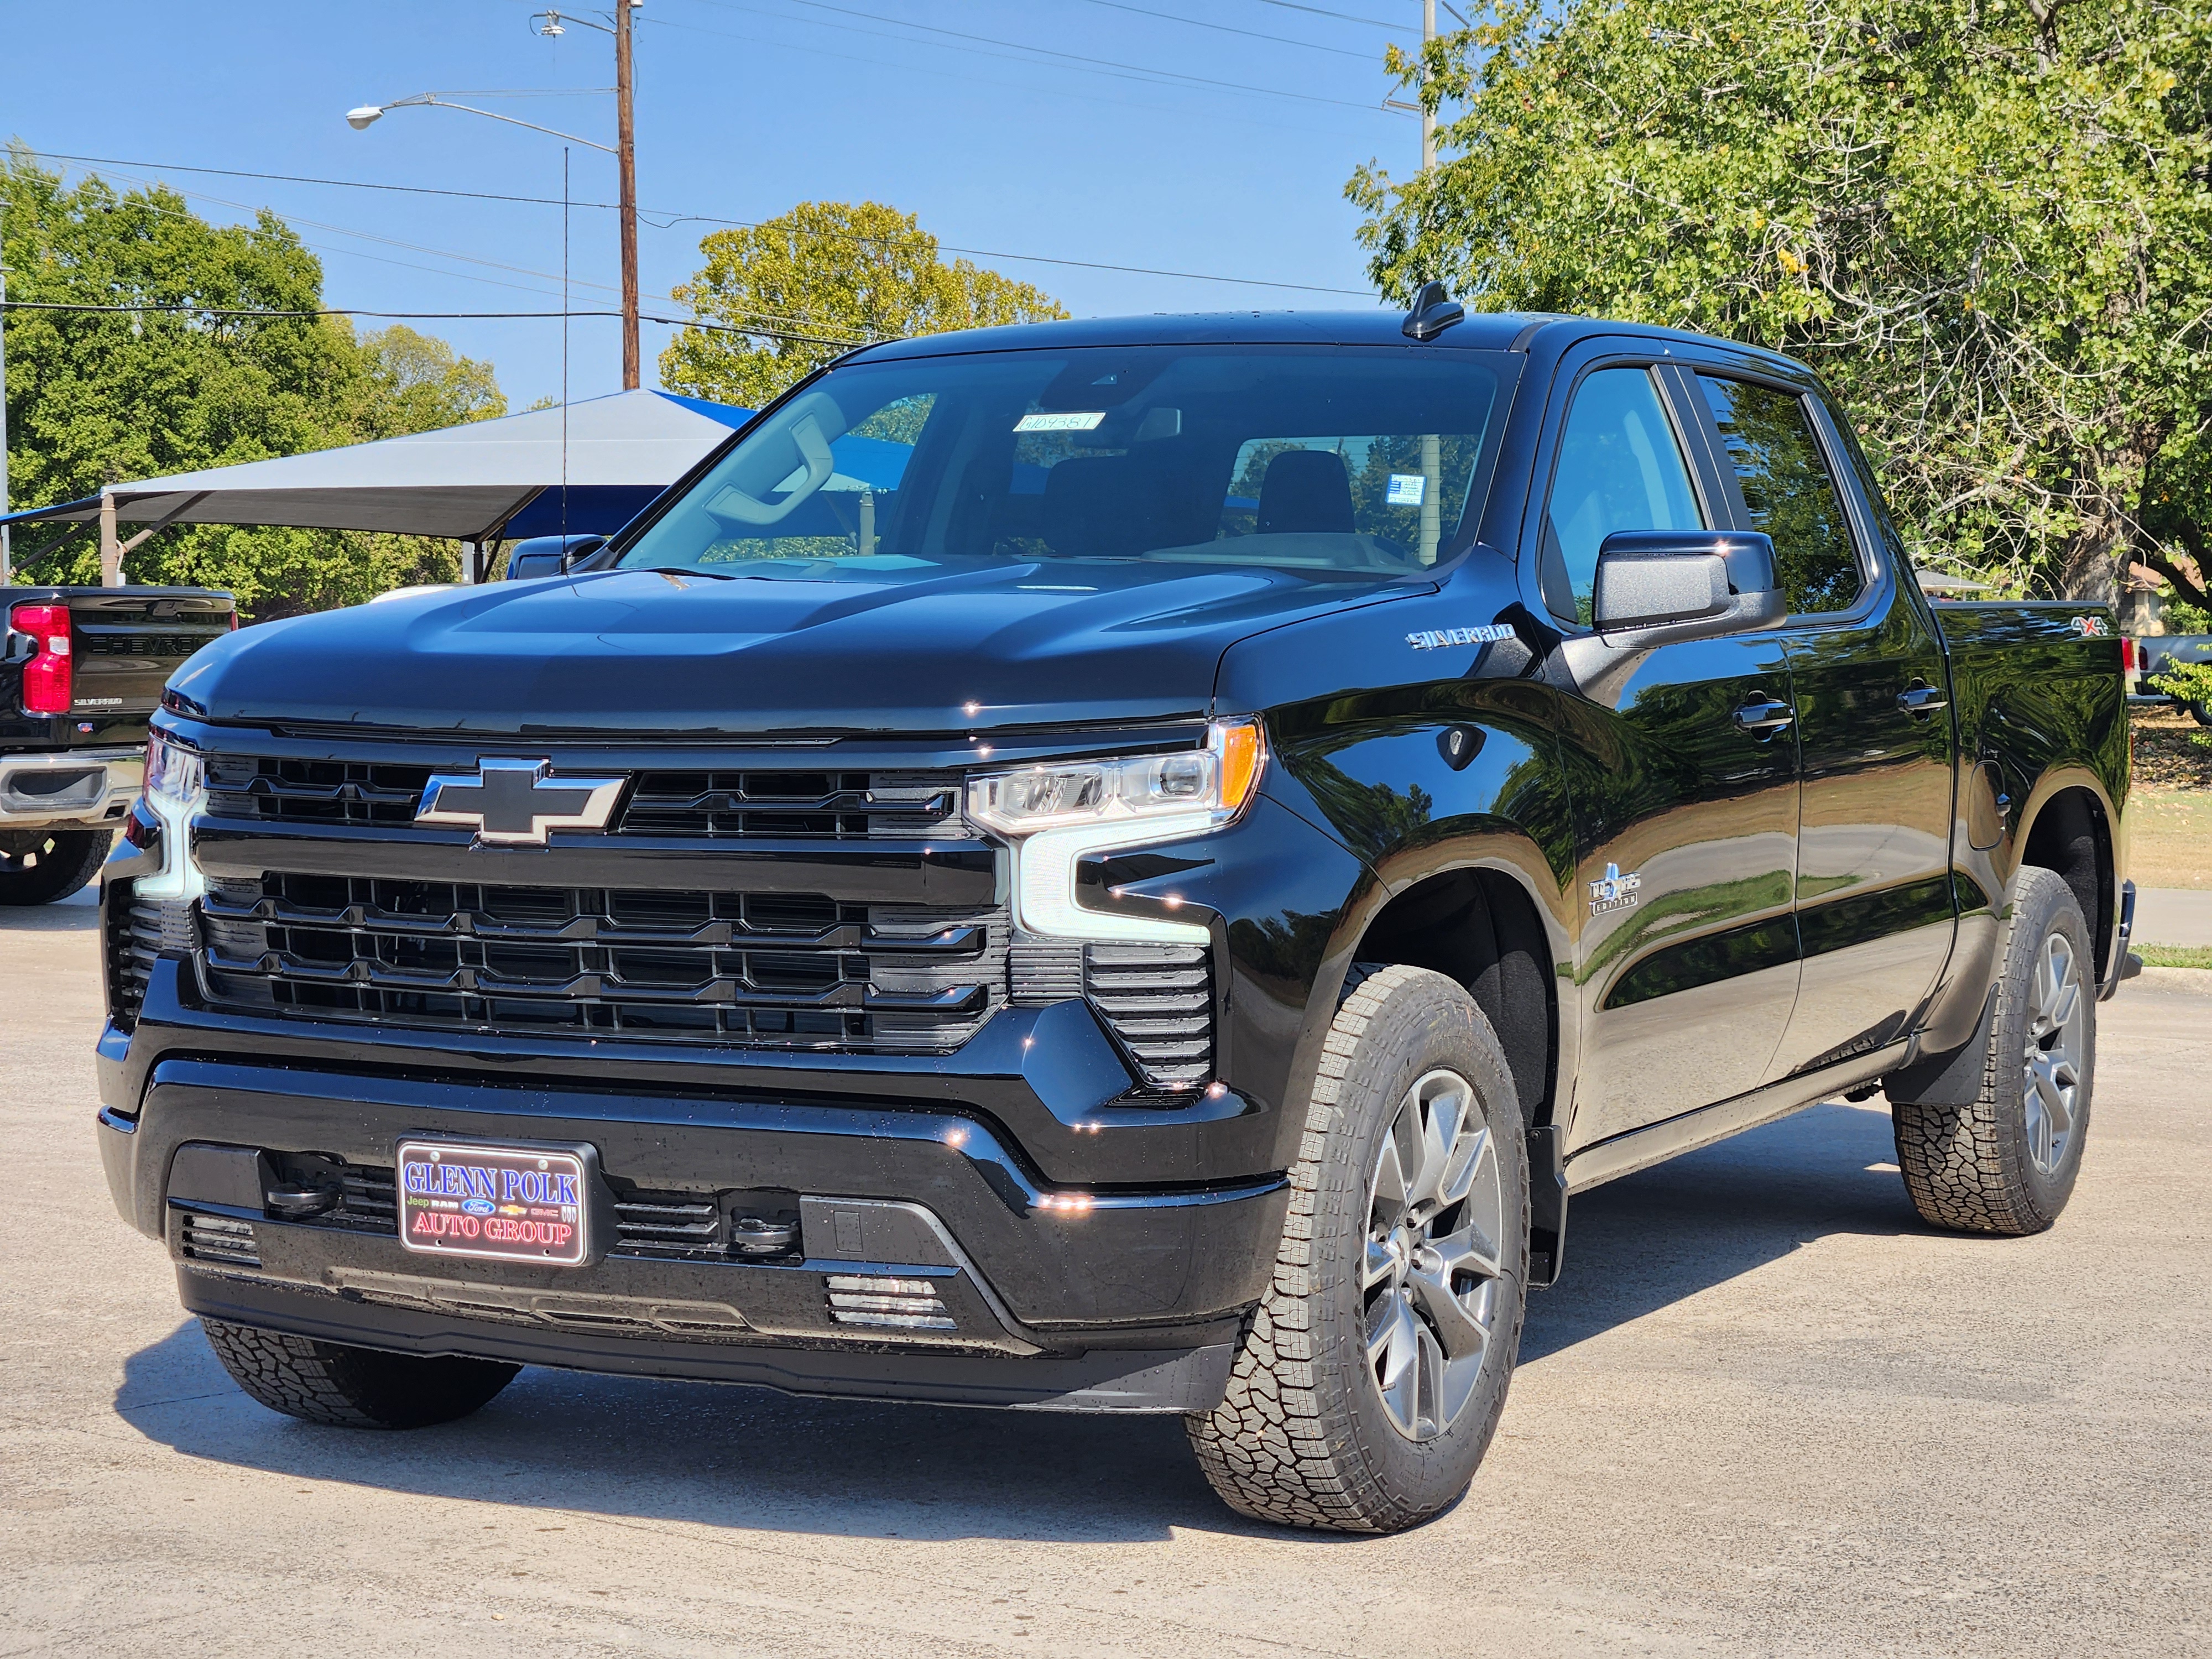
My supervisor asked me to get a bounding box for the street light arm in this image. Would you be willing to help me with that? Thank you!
[349,93,617,153]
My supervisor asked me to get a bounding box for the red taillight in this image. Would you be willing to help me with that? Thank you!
[9,603,74,715]
[2121,637,2139,676]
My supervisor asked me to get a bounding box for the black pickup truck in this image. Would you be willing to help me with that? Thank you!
[96,299,2131,1534]
[2,585,234,904]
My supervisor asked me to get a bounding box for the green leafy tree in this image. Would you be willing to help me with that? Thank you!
[659,200,1068,408]
[2,150,504,617]
[1347,0,2212,603]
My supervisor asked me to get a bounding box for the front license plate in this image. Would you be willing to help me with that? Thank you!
[397,1140,590,1267]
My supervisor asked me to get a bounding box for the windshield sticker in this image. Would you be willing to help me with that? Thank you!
[1386,473,1428,507]
[1014,411,1107,433]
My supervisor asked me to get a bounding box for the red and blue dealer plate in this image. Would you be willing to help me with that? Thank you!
[396,1140,589,1267]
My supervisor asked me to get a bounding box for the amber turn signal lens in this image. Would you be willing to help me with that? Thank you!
[1214,717,1265,816]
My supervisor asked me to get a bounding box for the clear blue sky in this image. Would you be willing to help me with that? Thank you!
[3,0,1425,411]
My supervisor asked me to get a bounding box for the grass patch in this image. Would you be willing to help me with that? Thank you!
[2128,787,2212,890]
[2138,944,2212,970]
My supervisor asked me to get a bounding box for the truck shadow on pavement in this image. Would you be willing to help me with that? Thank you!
[0,891,100,932]
[113,1100,1923,1542]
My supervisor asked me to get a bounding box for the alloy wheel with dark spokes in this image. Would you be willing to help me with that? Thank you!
[2023,930,2085,1177]
[1364,1067,1507,1441]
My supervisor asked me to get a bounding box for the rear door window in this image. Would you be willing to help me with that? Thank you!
[1695,377,1864,615]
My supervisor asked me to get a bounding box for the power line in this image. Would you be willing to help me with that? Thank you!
[24,153,862,335]
[19,147,1375,298]
[1248,0,1409,28]
[1063,0,1382,58]
[675,0,1386,111]
[0,299,861,348]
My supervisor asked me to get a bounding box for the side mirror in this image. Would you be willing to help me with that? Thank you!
[1593,530,1786,641]
[504,534,606,581]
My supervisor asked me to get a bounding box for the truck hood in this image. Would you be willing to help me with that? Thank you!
[170,562,1435,737]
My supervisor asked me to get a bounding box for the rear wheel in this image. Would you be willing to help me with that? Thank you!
[201,1319,519,1429]
[0,828,110,905]
[1890,866,2095,1235]
[1188,964,1528,1533]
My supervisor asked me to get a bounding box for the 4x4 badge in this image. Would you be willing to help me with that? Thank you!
[415,758,624,846]
[1589,863,1642,916]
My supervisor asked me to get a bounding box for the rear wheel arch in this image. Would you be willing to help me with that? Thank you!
[2017,784,2114,981]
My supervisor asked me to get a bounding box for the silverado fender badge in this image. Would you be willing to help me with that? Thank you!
[1588,863,1642,916]
[2069,615,2112,638]
[1407,623,1517,651]
[415,757,624,846]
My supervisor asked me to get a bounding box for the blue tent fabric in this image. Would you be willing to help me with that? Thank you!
[1,389,755,542]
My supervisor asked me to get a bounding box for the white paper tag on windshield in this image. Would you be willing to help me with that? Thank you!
[1386,473,1427,507]
[1014,411,1107,432]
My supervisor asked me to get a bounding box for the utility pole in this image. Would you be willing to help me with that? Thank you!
[1421,0,1437,173]
[615,0,640,390]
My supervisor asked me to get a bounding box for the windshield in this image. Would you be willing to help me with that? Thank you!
[618,344,1506,581]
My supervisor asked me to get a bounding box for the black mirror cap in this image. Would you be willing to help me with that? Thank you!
[503,534,608,581]
[1593,530,1783,640]
[1402,280,1466,342]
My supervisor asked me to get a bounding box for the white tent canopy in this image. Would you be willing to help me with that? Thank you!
[2,389,752,552]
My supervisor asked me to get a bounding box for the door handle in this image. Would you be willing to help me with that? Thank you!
[1898,683,1949,718]
[1734,694,1796,735]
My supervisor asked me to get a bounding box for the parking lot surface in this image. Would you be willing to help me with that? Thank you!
[4,890,2208,1657]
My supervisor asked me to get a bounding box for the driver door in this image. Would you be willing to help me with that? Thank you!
[1533,360,1804,1154]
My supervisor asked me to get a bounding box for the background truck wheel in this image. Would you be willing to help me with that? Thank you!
[0,828,111,906]
[1188,963,1528,1533]
[1890,865,2095,1235]
[201,1319,520,1429]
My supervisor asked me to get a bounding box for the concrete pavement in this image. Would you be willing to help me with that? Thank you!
[2136,886,2212,947]
[3,891,2208,1657]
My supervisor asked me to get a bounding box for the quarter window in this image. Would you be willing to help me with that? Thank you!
[1697,377,1864,615]
[1541,368,1705,623]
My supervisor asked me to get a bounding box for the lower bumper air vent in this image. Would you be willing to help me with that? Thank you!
[826,1274,955,1331]
[180,1213,260,1268]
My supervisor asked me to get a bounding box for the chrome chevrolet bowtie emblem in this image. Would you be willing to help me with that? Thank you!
[1588,863,1642,916]
[415,758,624,846]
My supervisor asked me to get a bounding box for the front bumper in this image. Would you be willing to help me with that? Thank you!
[0,746,141,831]
[97,1005,1287,1410]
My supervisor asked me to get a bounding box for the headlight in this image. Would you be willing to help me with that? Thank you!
[143,727,205,811]
[968,718,1265,943]
[135,725,208,903]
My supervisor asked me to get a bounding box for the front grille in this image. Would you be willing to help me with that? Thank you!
[827,1274,956,1331]
[205,757,964,841]
[206,756,431,828]
[618,770,961,839]
[180,1213,260,1267]
[199,874,1005,1052]
[1087,943,1214,1092]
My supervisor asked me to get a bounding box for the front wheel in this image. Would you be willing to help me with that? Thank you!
[1890,865,2095,1235]
[1188,964,1528,1533]
[201,1319,519,1428]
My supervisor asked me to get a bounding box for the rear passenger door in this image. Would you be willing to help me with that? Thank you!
[1535,357,1804,1153]
[1686,371,1956,1078]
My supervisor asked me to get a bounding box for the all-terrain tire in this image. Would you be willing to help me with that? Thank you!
[0,828,111,905]
[201,1319,520,1429]
[1187,963,1528,1533]
[1890,866,2095,1235]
